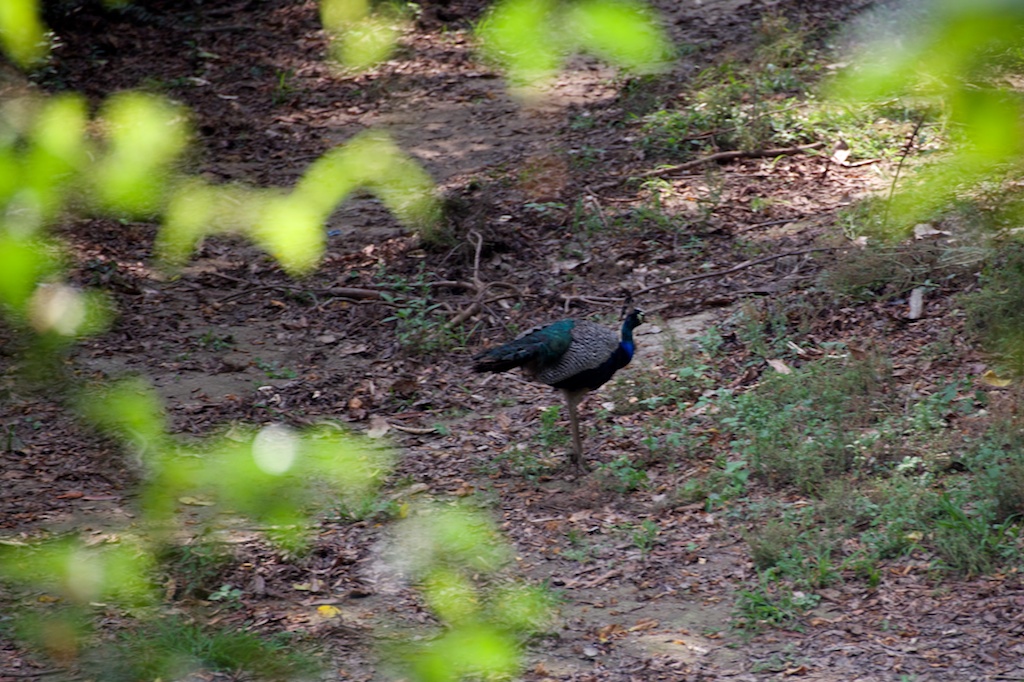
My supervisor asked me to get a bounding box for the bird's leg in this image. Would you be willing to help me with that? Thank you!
[564,390,586,470]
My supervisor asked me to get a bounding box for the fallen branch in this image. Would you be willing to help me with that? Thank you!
[631,142,826,180]
[559,246,839,308]
[735,207,839,233]
[219,284,388,304]
[445,230,524,328]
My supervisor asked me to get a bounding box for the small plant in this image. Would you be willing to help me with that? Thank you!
[963,243,1024,376]
[719,357,888,493]
[255,357,298,380]
[208,583,243,604]
[631,519,660,557]
[494,443,554,480]
[561,528,595,563]
[931,493,1020,577]
[678,457,749,509]
[332,494,402,523]
[158,541,234,600]
[197,331,234,351]
[272,68,296,105]
[381,269,464,354]
[598,455,648,493]
[732,569,818,633]
[536,405,570,450]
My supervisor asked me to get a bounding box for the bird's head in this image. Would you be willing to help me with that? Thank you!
[625,308,645,329]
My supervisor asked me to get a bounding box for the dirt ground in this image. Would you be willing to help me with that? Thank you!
[5,0,1024,680]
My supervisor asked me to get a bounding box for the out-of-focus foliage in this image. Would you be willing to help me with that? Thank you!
[319,0,672,89]
[92,92,190,216]
[321,0,406,72]
[0,0,47,66]
[1,537,157,606]
[831,0,1024,230]
[160,130,440,274]
[73,378,392,544]
[387,506,553,682]
[478,0,672,94]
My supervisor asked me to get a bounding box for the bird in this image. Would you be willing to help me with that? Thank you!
[472,308,645,469]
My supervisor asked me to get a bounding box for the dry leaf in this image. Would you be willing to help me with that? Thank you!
[981,370,1012,387]
[767,359,792,374]
[179,496,214,506]
[628,618,659,632]
[317,605,342,618]
[913,223,949,239]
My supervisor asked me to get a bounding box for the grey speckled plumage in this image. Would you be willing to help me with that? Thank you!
[533,321,619,385]
[473,310,645,469]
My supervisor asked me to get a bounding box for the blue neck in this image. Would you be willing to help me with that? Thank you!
[619,314,640,359]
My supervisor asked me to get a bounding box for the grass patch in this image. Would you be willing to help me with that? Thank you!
[158,540,234,600]
[91,616,319,682]
[721,356,890,493]
[963,242,1024,376]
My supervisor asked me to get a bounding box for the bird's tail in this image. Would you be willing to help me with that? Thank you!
[472,342,535,373]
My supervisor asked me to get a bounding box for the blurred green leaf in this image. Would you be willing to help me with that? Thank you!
[0,0,47,67]
[830,0,1024,229]
[0,537,156,606]
[565,0,672,72]
[489,583,553,632]
[478,0,671,91]
[478,0,563,87]
[0,232,58,315]
[321,0,404,71]
[93,92,189,215]
[410,624,520,682]
[252,194,325,275]
[27,283,110,338]
[424,567,479,625]
[78,377,167,454]
[161,130,438,271]
[23,95,90,221]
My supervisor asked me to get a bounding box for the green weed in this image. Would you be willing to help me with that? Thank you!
[677,456,749,509]
[537,405,570,450]
[332,493,402,523]
[931,493,1020,577]
[732,569,818,633]
[381,269,465,355]
[157,541,233,600]
[597,456,649,493]
[631,519,660,557]
[197,331,234,351]
[254,358,297,380]
[963,242,1024,375]
[561,528,595,563]
[208,583,244,604]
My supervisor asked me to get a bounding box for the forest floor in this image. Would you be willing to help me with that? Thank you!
[4,0,1024,680]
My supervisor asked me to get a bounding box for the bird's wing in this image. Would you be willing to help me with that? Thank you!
[535,321,618,384]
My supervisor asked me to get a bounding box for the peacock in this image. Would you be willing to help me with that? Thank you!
[472,309,645,469]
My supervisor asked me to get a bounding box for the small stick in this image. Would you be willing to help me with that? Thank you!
[883,116,926,226]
